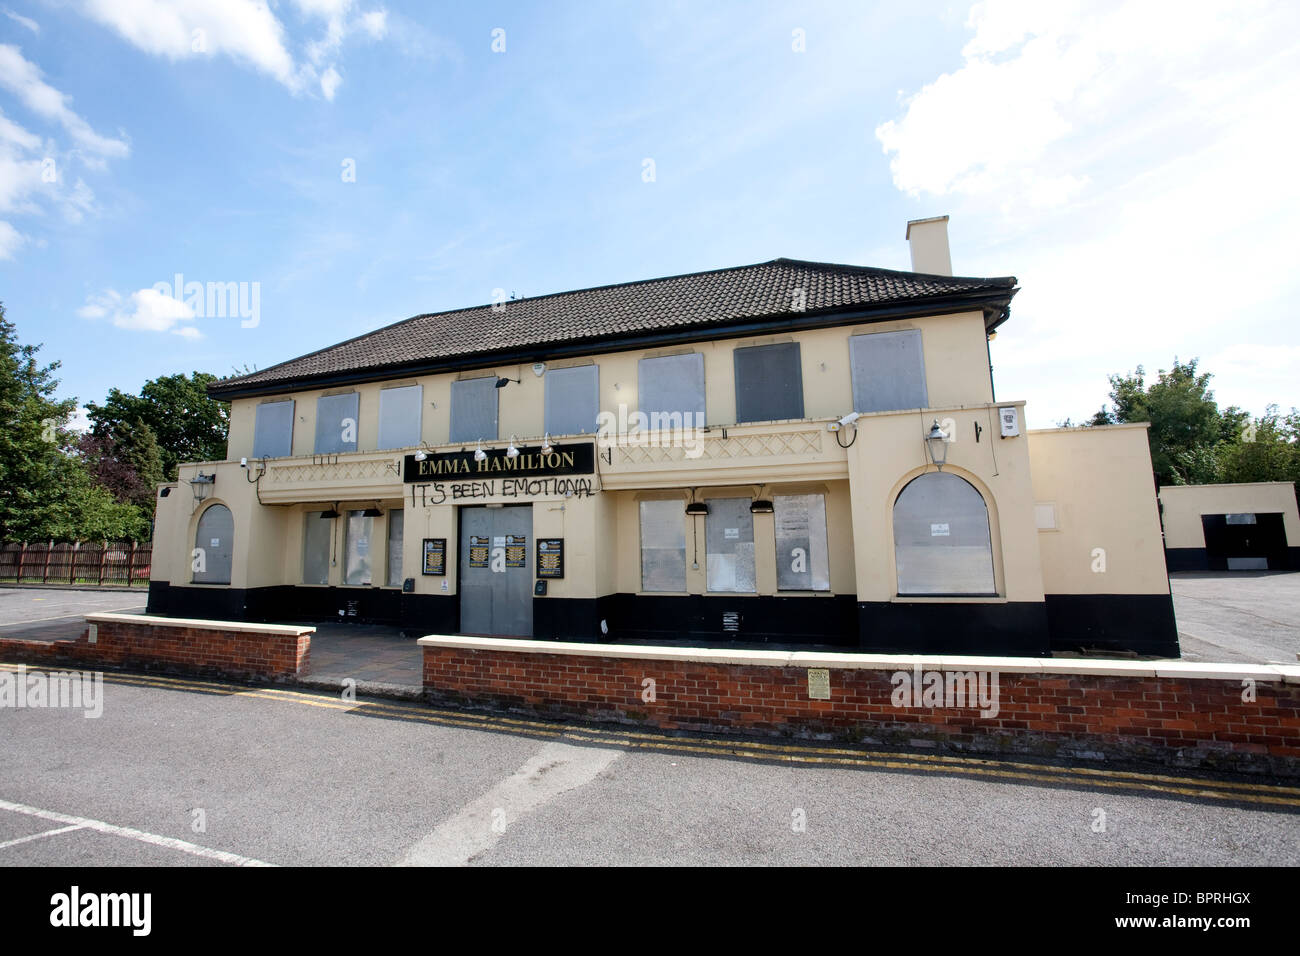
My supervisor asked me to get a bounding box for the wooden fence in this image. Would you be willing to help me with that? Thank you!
[0,541,152,587]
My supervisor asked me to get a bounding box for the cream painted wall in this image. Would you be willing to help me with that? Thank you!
[225,310,995,460]
[1027,424,1169,595]
[1158,482,1300,550]
[845,401,1044,604]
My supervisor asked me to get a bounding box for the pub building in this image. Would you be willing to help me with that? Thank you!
[148,217,1179,656]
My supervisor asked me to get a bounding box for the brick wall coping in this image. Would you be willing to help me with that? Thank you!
[85,612,316,637]
[416,635,1300,684]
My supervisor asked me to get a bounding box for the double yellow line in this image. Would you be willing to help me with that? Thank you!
[6,662,1300,810]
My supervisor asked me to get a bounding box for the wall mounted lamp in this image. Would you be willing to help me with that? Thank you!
[494,376,520,389]
[925,419,950,471]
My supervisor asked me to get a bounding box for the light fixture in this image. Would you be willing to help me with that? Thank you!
[473,441,487,462]
[540,432,553,455]
[686,502,709,516]
[532,362,546,377]
[925,419,950,471]
[413,449,427,461]
[362,502,383,518]
[750,499,774,514]
[494,376,520,389]
[320,502,340,519]
[506,436,520,458]
[190,471,215,502]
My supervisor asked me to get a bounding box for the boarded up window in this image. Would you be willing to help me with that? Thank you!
[640,499,686,592]
[638,353,705,429]
[378,385,422,450]
[344,511,373,586]
[386,510,404,587]
[893,473,995,596]
[194,504,233,585]
[303,511,331,585]
[735,343,803,423]
[774,494,830,591]
[252,400,294,459]
[705,497,756,593]
[850,329,928,413]
[315,392,359,454]
[544,365,599,436]
[449,377,498,443]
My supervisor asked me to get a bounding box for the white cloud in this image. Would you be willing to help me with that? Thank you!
[0,218,22,258]
[3,8,38,33]
[79,287,201,338]
[320,65,341,101]
[0,44,129,157]
[76,0,389,100]
[876,0,1300,425]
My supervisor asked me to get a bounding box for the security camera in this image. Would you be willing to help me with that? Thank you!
[827,411,861,432]
[240,457,248,468]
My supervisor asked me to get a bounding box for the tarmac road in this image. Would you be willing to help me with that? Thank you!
[0,665,1295,866]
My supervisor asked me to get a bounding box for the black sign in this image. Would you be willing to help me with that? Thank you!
[537,538,564,579]
[422,538,446,576]
[404,442,594,482]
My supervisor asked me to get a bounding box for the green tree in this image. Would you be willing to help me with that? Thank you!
[86,372,229,479]
[1215,405,1300,492]
[1091,358,1224,485]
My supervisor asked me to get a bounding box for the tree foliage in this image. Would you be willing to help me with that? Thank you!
[86,372,229,480]
[0,303,149,541]
[1082,357,1299,494]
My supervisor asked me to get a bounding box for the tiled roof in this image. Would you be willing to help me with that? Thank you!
[211,257,1016,397]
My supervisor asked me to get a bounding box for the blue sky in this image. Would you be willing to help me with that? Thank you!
[1,0,1297,429]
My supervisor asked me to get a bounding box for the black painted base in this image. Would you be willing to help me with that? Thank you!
[146,581,1181,657]
[1044,592,1180,657]
[147,581,458,634]
[858,601,1051,657]
[1165,546,1298,572]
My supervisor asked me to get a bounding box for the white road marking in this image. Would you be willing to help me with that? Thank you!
[0,607,145,627]
[0,824,83,850]
[0,798,275,866]
[398,740,623,866]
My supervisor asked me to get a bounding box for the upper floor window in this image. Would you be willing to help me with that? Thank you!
[893,472,995,596]
[544,365,599,436]
[734,342,803,423]
[850,329,928,413]
[315,392,359,454]
[638,353,704,429]
[378,384,423,450]
[252,399,294,458]
[449,377,498,443]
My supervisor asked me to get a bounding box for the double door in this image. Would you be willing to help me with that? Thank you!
[459,505,533,636]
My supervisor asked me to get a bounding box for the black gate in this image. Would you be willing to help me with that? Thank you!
[1200,512,1288,570]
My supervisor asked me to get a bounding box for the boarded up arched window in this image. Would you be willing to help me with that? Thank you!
[194,504,234,585]
[893,473,995,596]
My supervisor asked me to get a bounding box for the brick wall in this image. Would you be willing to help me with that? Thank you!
[0,615,311,681]
[422,641,1300,777]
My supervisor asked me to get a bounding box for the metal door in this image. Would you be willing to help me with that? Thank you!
[459,505,533,636]
[1201,513,1288,570]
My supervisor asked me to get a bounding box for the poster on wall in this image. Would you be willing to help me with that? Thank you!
[468,535,490,569]
[505,534,527,568]
[537,538,564,578]
[422,538,446,576]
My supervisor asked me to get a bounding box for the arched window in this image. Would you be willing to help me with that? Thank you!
[893,473,995,596]
[194,504,234,585]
